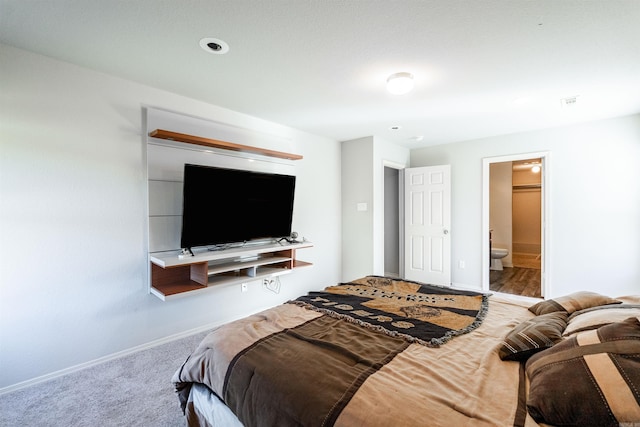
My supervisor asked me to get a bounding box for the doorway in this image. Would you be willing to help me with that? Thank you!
[383,163,452,285]
[384,166,400,277]
[482,152,550,298]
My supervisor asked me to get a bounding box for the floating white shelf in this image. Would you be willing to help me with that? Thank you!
[148,129,303,161]
[149,241,312,301]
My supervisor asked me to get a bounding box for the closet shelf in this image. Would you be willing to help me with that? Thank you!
[513,184,541,190]
[148,129,303,160]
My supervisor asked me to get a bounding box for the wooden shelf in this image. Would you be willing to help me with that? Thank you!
[148,129,303,161]
[149,241,312,300]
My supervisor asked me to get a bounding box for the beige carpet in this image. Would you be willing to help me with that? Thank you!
[512,253,541,270]
[0,330,210,426]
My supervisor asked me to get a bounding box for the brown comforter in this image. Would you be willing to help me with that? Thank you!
[173,286,542,427]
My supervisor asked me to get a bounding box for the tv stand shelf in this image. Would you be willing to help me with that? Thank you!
[149,241,312,300]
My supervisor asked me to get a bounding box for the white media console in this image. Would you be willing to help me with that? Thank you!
[149,241,313,300]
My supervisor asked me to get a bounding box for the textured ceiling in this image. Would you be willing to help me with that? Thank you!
[2,0,640,147]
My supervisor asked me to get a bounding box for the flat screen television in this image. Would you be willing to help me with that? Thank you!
[180,163,296,250]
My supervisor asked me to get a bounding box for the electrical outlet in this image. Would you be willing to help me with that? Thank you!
[241,283,248,293]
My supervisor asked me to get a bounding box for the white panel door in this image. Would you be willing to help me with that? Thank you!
[404,165,451,285]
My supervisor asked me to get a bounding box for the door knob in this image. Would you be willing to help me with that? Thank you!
[443,229,449,235]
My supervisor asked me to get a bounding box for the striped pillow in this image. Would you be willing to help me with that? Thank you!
[497,312,567,361]
[526,317,640,426]
[528,291,621,315]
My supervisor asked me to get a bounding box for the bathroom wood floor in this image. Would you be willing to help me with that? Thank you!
[490,267,542,298]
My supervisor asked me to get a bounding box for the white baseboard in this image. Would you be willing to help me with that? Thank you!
[450,282,483,292]
[0,307,268,396]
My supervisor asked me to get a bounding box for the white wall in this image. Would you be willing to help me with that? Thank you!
[0,44,342,389]
[342,137,374,281]
[341,136,409,281]
[411,114,640,297]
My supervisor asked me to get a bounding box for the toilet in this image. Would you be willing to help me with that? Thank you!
[490,247,509,271]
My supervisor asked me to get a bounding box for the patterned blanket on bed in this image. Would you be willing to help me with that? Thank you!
[221,277,488,426]
[290,276,489,346]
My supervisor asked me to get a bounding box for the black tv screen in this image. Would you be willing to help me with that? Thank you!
[180,164,296,249]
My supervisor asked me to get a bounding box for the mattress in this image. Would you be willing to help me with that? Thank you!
[187,383,243,427]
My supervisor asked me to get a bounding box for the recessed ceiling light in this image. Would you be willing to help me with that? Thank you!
[386,72,414,95]
[199,37,229,55]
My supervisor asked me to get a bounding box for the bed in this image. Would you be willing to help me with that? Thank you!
[172,276,640,427]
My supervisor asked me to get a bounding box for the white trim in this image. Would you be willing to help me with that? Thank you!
[382,159,406,170]
[398,168,406,278]
[481,151,550,297]
[450,281,483,292]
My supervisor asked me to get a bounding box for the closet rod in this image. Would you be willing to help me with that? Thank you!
[513,184,541,190]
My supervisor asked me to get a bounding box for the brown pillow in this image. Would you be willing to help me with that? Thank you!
[526,317,640,426]
[528,291,621,315]
[564,305,640,336]
[497,312,567,361]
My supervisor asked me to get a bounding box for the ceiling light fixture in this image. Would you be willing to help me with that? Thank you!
[386,72,414,95]
[199,37,229,55]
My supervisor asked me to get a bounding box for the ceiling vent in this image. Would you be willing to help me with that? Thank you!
[560,96,578,108]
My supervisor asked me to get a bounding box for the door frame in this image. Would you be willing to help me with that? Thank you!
[481,151,550,297]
